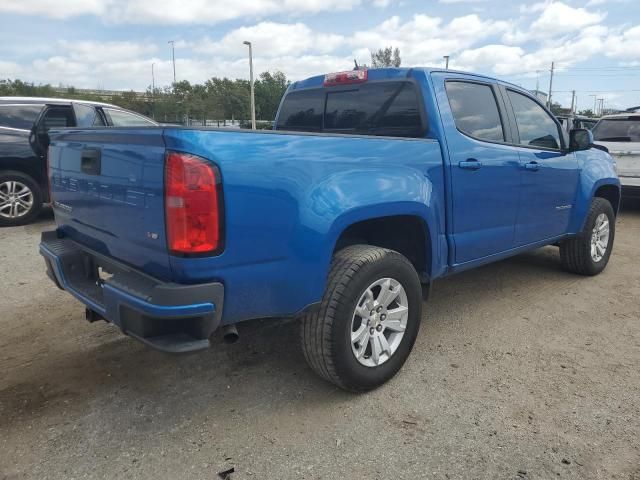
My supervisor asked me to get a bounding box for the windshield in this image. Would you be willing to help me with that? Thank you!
[593,117,640,142]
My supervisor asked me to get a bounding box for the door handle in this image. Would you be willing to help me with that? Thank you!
[81,148,102,175]
[458,159,482,170]
[524,161,540,171]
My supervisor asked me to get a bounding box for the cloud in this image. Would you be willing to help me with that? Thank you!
[195,22,345,58]
[529,1,606,37]
[604,25,640,59]
[0,0,105,19]
[0,0,370,24]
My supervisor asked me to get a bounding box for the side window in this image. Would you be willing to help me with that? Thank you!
[445,81,505,142]
[73,103,97,127]
[507,90,561,150]
[103,108,155,127]
[0,105,43,130]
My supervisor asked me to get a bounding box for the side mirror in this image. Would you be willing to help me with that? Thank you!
[569,128,593,152]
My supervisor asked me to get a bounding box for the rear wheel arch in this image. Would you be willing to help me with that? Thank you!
[331,214,433,282]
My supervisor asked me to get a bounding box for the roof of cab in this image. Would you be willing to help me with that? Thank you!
[288,67,521,91]
[0,96,117,107]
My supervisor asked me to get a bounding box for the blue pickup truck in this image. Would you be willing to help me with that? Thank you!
[40,68,620,391]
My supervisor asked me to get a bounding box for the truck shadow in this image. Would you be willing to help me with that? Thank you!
[0,243,580,436]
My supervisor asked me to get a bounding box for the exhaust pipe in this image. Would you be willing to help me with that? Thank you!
[222,324,239,344]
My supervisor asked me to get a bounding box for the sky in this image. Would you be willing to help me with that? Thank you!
[0,0,639,111]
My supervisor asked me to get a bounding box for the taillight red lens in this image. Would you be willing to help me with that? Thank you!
[165,151,223,256]
[323,69,368,86]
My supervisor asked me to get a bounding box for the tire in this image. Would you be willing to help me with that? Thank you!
[560,197,615,276]
[300,245,423,392]
[0,171,43,227]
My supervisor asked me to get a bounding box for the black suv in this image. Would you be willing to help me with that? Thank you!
[0,97,157,226]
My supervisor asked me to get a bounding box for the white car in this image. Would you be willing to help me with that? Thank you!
[593,113,640,199]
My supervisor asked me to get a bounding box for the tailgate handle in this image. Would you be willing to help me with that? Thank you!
[81,148,101,175]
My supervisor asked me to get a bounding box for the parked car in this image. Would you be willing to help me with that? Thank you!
[0,97,157,226]
[40,68,620,391]
[593,113,640,199]
[557,114,598,132]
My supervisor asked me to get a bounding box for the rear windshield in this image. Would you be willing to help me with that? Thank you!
[0,104,43,130]
[276,81,424,138]
[593,117,640,142]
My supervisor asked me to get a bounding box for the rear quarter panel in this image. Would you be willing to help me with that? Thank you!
[163,129,446,324]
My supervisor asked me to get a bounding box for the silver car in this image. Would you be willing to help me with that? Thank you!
[593,113,640,199]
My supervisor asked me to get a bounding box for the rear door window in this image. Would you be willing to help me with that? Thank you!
[73,103,98,127]
[593,117,640,142]
[276,81,424,137]
[103,108,156,127]
[0,104,43,130]
[445,81,505,142]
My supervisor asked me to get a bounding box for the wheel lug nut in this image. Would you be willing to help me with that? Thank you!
[376,306,383,313]
[376,325,382,332]
[380,314,386,320]
[370,310,376,316]
[369,327,375,335]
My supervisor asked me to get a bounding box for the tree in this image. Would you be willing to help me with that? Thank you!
[578,109,595,118]
[254,71,289,121]
[371,47,401,68]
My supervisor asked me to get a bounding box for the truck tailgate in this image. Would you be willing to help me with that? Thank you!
[49,128,171,280]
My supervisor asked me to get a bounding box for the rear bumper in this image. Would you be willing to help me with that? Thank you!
[39,230,224,353]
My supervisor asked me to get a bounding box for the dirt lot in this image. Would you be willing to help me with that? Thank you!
[1,205,639,480]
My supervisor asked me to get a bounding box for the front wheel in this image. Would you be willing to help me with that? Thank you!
[560,197,615,276]
[300,245,423,392]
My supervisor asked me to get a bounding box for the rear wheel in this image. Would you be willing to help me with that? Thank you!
[560,197,615,275]
[300,245,423,392]
[0,171,43,227]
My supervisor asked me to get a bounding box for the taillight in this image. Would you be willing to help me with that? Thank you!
[323,69,368,87]
[165,151,223,256]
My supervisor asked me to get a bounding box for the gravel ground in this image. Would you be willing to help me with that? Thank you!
[1,205,639,480]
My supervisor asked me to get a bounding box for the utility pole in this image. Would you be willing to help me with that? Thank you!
[535,70,540,93]
[570,90,576,114]
[589,94,597,115]
[168,40,176,84]
[443,55,450,69]
[547,61,554,108]
[243,41,256,130]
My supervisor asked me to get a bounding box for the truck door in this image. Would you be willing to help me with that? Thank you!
[435,75,521,264]
[502,88,579,244]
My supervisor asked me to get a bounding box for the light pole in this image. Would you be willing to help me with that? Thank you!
[443,55,450,69]
[243,41,256,130]
[151,62,156,119]
[547,61,554,108]
[168,40,176,84]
